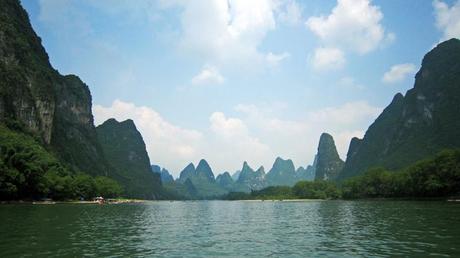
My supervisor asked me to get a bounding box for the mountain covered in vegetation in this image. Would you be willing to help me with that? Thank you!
[0,0,124,200]
[340,39,460,180]
[231,162,267,192]
[96,119,163,199]
[174,159,227,198]
[231,170,241,181]
[296,165,315,181]
[0,0,111,177]
[266,157,297,186]
[314,133,344,180]
[216,172,234,191]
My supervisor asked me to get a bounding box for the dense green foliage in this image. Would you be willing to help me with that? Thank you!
[92,176,123,198]
[223,181,340,200]
[0,126,122,200]
[223,186,293,200]
[342,149,460,199]
[250,186,294,200]
[292,180,341,199]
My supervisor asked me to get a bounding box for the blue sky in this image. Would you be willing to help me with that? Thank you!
[21,0,460,177]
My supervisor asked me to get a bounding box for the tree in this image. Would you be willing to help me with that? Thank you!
[94,176,123,198]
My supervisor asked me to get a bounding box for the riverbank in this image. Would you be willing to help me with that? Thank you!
[0,198,148,205]
[2,197,459,204]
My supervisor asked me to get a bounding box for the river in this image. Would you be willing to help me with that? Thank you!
[0,200,459,257]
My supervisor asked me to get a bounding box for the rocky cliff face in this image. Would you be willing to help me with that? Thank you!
[0,0,110,176]
[51,75,110,176]
[314,133,344,180]
[340,39,460,179]
[0,0,55,142]
[96,118,163,199]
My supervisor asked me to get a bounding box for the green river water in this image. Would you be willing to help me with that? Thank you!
[0,200,459,257]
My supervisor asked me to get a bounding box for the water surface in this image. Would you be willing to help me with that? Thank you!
[0,200,459,257]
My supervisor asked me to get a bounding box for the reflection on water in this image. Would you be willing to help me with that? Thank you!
[0,201,459,257]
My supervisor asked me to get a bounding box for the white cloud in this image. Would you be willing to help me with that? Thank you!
[305,102,381,158]
[163,0,296,71]
[210,112,248,138]
[266,52,291,66]
[191,65,224,85]
[306,0,392,54]
[172,0,276,67]
[307,101,381,126]
[433,0,460,40]
[311,47,345,71]
[209,112,272,167]
[382,63,416,84]
[278,0,302,25]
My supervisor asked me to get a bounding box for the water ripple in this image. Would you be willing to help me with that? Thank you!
[0,201,459,257]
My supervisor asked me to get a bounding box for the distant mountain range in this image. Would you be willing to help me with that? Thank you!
[162,133,335,197]
[173,160,227,198]
[151,165,174,183]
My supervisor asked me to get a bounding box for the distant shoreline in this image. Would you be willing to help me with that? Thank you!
[2,198,458,205]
